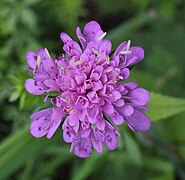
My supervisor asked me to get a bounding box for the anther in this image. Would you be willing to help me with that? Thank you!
[33,55,41,74]
[118,75,124,79]
[92,48,99,55]
[106,67,114,72]
[106,56,110,64]
[60,97,68,102]
[78,36,86,42]
[73,60,83,66]
[96,59,102,64]
[44,48,51,58]
[98,32,107,41]
[66,106,74,112]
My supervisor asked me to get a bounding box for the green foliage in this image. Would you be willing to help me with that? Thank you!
[147,93,185,122]
[0,0,185,179]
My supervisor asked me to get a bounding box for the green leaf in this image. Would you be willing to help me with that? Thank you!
[125,132,142,165]
[147,92,185,122]
[71,152,107,180]
[9,89,21,102]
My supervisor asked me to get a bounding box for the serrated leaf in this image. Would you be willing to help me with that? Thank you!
[147,92,185,122]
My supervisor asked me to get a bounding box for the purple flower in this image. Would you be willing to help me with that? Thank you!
[25,21,151,158]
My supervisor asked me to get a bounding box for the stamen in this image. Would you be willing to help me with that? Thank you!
[120,50,131,55]
[92,48,99,55]
[44,48,51,58]
[98,32,107,41]
[73,59,83,66]
[96,58,102,64]
[120,40,131,55]
[66,106,74,112]
[112,75,116,84]
[60,97,68,103]
[106,56,110,64]
[106,67,114,72]
[78,35,86,42]
[33,55,41,74]
[126,40,131,51]
[118,75,124,80]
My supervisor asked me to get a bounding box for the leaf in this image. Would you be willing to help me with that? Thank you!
[125,132,142,165]
[0,125,67,180]
[71,152,107,180]
[9,89,21,102]
[147,92,185,122]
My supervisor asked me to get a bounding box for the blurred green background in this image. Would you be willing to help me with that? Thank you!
[0,0,185,179]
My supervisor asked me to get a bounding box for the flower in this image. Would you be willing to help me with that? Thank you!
[25,21,151,158]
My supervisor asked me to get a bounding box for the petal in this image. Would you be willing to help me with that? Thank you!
[102,102,115,115]
[60,32,72,43]
[121,104,134,116]
[63,130,75,143]
[30,118,48,138]
[129,88,150,106]
[76,27,86,49]
[113,41,127,58]
[83,21,102,42]
[120,68,130,80]
[125,46,144,66]
[104,132,118,150]
[44,79,60,91]
[126,110,151,132]
[31,108,52,120]
[25,79,46,95]
[47,108,64,139]
[99,39,112,54]
[124,82,138,90]
[74,139,92,158]
[92,138,103,153]
[42,59,57,74]
[110,111,124,125]
[26,51,37,69]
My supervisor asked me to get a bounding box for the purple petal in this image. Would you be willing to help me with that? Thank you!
[120,68,130,80]
[76,27,86,49]
[92,138,103,153]
[74,139,92,158]
[30,118,48,138]
[121,104,134,116]
[102,102,115,115]
[63,130,75,143]
[129,88,150,106]
[60,32,72,43]
[31,108,52,120]
[126,110,151,132]
[26,51,37,69]
[104,131,118,150]
[46,108,64,139]
[110,110,124,125]
[113,41,127,58]
[124,82,138,90]
[125,46,144,66]
[25,79,47,95]
[83,21,102,42]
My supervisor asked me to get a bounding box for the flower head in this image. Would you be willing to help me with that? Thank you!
[25,21,151,158]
